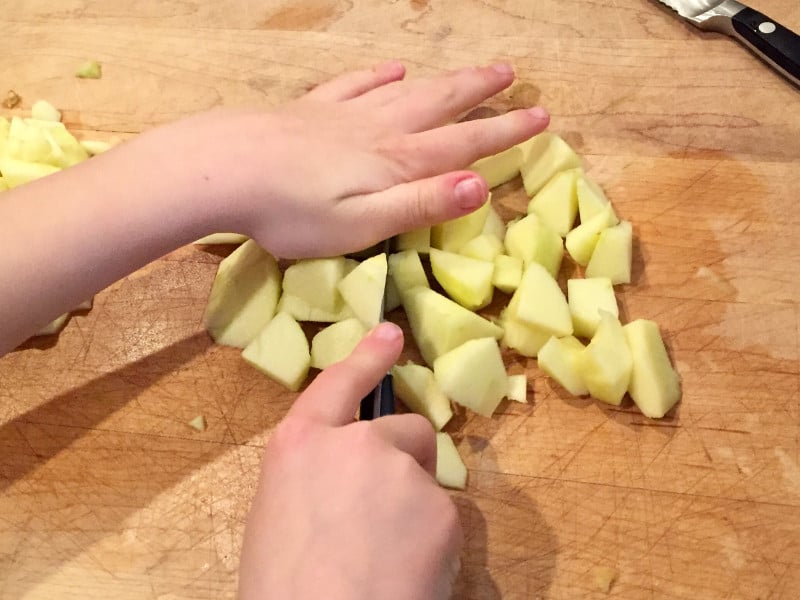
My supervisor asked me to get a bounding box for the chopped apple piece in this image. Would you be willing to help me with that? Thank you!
[31,100,61,122]
[243,312,310,391]
[387,250,429,298]
[195,233,248,245]
[79,139,113,156]
[527,168,580,236]
[277,293,354,323]
[482,206,507,241]
[537,336,588,396]
[468,145,521,188]
[565,205,618,266]
[0,157,60,188]
[35,313,69,336]
[504,213,563,277]
[0,177,6,191]
[384,275,401,312]
[623,320,681,418]
[433,337,508,417]
[506,374,527,403]
[337,253,387,328]
[577,174,612,223]
[283,257,346,313]
[397,227,431,254]
[74,298,93,311]
[578,311,632,405]
[567,278,619,338]
[459,233,504,263]
[203,240,281,348]
[429,248,494,311]
[512,263,573,337]
[520,133,582,197]
[492,254,523,294]
[392,362,453,430]
[431,196,491,252]
[585,221,633,284]
[498,295,551,357]
[310,318,367,370]
[76,60,102,79]
[435,433,467,490]
[188,415,207,432]
[403,287,503,366]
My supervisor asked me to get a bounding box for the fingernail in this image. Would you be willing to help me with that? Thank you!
[527,106,550,121]
[373,322,402,342]
[490,62,514,76]
[454,177,487,211]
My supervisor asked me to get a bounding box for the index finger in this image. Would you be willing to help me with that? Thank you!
[287,322,404,426]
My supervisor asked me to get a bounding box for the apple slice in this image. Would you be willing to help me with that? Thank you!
[565,204,618,266]
[435,433,467,490]
[577,174,612,223]
[431,196,491,252]
[459,233,504,263]
[35,313,69,336]
[403,287,503,366]
[498,296,552,357]
[31,100,61,122]
[513,263,573,337]
[203,240,282,348]
[195,233,248,245]
[567,277,619,338]
[384,275,402,312]
[0,157,60,188]
[337,253,387,328]
[391,362,453,430]
[310,318,368,370]
[504,213,564,277]
[537,335,589,396]
[469,145,521,188]
[519,133,582,197]
[429,248,494,311]
[506,374,527,403]
[527,168,581,237]
[578,311,632,405]
[0,177,6,191]
[277,293,354,323]
[242,312,310,392]
[80,139,113,156]
[397,227,431,254]
[492,254,523,294]
[283,257,346,314]
[482,206,507,241]
[585,221,633,284]
[433,337,508,417]
[388,250,429,300]
[623,320,681,418]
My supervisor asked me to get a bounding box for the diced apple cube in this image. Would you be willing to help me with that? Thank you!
[468,145,521,188]
[567,277,619,338]
[0,157,60,188]
[310,318,367,370]
[392,362,453,430]
[519,133,582,197]
[459,233,504,263]
[506,374,527,403]
[431,196,491,252]
[76,60,102,79]
[384,275,402,312]
[512,263,573,337]
[577,174,613,223]
[31,100,61,122]
[277,293,354,323]
[283,257,346,314]
[528,168,580,236]
[623,320,681,418]
[79,139,113,156]
[429,248,494,311]
[482,206,507,241]
[565,205,618,266]
[435,433,467,490]
[388,250,429,299]
[337,253,387,328]
[242,312,310,391]
[504,213,564,277]
[203,240,282,348]
[578,311,632,405]
[498,295,552,357]
[537,336,588,396]
[492,255,523,294]
[433,337,508,417]
[585,221,633,284]
[397,227,431,254]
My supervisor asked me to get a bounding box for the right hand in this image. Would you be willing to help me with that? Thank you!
[238,322,463,600]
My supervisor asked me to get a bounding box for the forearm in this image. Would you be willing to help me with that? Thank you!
[0,126,228,355]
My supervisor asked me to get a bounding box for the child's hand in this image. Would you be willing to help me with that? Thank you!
[238,323,462,600]
[156,61,549,258]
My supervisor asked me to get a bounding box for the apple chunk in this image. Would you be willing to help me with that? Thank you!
[577,174,612,223]
[512,263,573,337]
[397,227,430,254]
[623,320,681,418]
[577,311,632,405]
[567,277,619,338]
[435,433,467,490]
[195,233,248,245]
[337,253,387,328]
[537,335,588,396]
[310,318,367,370]
[527,168,580,237]
[504,213,564,277]
[459,233,504,263]
[565,204,618,266]
[242,312,310,392]
[506,374,527,403]
[433,337,508,417]
[429,248,494,311]
[468,145,521,188]
[519,133,582,197]
[203,240,282,348]
[492,254,523,294]
[431,196,491,252]
[392,362,453,430]
[277,293,354,323]
[499,295,551,357]
[283,257,346,314]
[585,221,633,285]
[388,250,429,299]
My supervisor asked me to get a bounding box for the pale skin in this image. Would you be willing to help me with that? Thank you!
[0,62,549,598]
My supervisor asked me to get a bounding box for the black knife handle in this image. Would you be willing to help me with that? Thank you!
[731,7,800,88]
[359,373,394,420]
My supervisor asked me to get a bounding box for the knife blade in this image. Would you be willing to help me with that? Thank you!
[653,0,800,88]
[358,237,395,421]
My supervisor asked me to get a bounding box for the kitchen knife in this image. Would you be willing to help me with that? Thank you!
[358,237,395,421]
[654,0,800,88]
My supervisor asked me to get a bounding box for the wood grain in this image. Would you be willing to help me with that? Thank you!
[1,1,799,598]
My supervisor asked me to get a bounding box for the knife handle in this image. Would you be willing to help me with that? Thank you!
[730,7,800,88]
[359,373,394,420]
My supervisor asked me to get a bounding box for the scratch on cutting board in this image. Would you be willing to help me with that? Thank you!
[721,533,745,569]
[774,448,800,494]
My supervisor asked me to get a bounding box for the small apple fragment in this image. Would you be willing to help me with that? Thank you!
[504,213,564,277]
[537,335,589,396]
[468,145,521,188]
[203,240,281,348]
[567,277,619,338]
[482,206,507,241]
[384,275,402,312]
[76,60,102,79]
[492,254,523,294]
[388,250,429,299]
[527,168,580,237]
[506,374,527,403]
[499,309,551,357]
[310,318,367,370]
[459,233,504,263]
[592,566,619,594]
[435,433,467,490]
[578,311,632,405]
[337,253,387,328]
[565,204,618,266]
[403,287,503,367]
[35,313,69,336]
[31,100,61,123]
[623,319,681,418]
[0,157,60,188]
[79,139,114,156]
[512,262,573,337]
[194,233,248,245]
[519,133,582,197]
[391,362,453,430]
[188,415,207,432]
[397,227,431,254]
[577,174,612,223]
[431,196,491,252]
[434,337,508,417]
[277,293,354,323]
[429,248,494,311]
[242,312,310,392]
[585,221,633,285]
[283,257,346,314]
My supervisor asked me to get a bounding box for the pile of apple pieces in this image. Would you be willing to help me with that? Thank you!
[0,100,113,337]
[202,132,682,490]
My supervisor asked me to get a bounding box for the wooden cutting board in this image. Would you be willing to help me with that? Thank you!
[1,1,799,598]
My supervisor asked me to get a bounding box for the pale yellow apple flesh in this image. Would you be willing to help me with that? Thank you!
[482,206,507,241]
[391,362,453,430]
[504,213,564,277]
[431,196,491,252]
[435,433,467,490]
[31,100,61,122]
[459,233,504,263]
[527,168,581,237]
[282,257,347,313]
[576,174,612,223]
[195,233,248,245]
[537,335,589,396]
[277,293,354,323]
[498,295,552,357]
[585,221,633,285]
[623,319,681,418]
[310,318,368,370]
[520,133,582,197]
[565,204,619,266]
[35,313,69,336]
[567,277,619,338]
[397,227,431,254]
[429,248,494,311]
[492,254,523,294]
[337,253,387,328]
[242,312,310,392]
[506,374,527,403]
[577,311,632,405]
[469,145,521,188]
[387,250,429,299]
[512,263,573,337]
